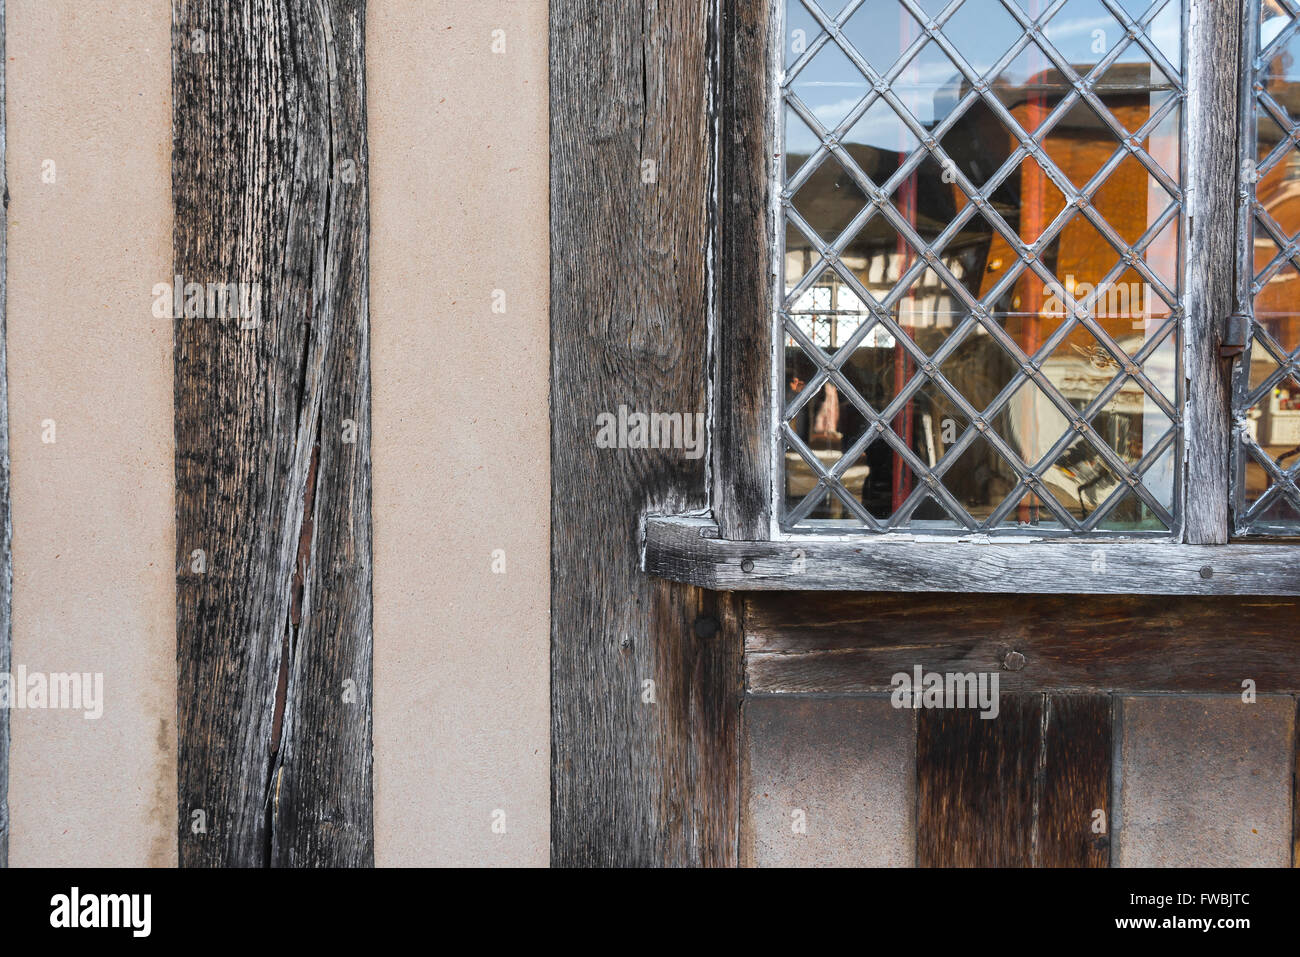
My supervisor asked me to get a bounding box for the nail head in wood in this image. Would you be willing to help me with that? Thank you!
[693,615,719,639]
[1003,651,1027,672]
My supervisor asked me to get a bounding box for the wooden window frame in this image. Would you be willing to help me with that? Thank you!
[644,0,1300,595]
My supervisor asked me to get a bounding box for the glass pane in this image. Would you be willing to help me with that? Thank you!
[1236,0,1300,533]
[777,0,1184,533]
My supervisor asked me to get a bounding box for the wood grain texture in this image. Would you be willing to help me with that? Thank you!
[1184,0,1240,544]
[745,591,1300,693]
[0,0,9,870]
[713,0,776,540]
[173,0,372,867]
[551,0,738,865]
[1036,695,1111,867]
[1294,696,1299,868]
[917,694,1110,867]
[917,694,1041,867]
[646,514,1300,594]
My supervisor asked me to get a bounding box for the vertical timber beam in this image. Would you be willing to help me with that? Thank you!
[173,0,373,867]
[0,0,9,870]
[1184,0,1241,543]
[551,0,741,865]
[713,0,777,539]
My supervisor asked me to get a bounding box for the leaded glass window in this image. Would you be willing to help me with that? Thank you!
[1234,0,1300,533]
[778,0,1184,534]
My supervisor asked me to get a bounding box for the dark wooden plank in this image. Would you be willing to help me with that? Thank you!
[1184,0,1240,544]
[916,694,1041,867]
[0,0,9,870]
[173,0,372,867]
[745,591,1300,693]
[645,514,1300,594]
[1293,695,1299,868]
[713,0,777,540]
[1037,694,1111,868]
[917,693,1110,867]
[652,583,743,866]
[551,0,734,865]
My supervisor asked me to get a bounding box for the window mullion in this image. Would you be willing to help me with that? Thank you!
[1183,0,1244,544]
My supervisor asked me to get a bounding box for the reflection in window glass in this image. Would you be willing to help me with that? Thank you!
[1235,1,1300,532]
[780,0,1183,533]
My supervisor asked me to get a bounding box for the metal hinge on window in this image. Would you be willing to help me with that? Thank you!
[1220,314,1250,359]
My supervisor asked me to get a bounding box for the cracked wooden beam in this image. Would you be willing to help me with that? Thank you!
[173,0,372,867]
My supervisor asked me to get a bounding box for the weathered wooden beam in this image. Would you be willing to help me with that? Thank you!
[1293,696,1299,868]
[916,693,1110,867]
[646,514,1300,595]
[0,0,9,870]
[1184,0,1241,543]
[173,0,372,867]
[917,695,1042,866]
[745,591,1300,694]
[551,0,737,865]
[713,0,777,540]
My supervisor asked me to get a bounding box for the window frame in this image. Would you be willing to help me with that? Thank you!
[644,0,1300,595]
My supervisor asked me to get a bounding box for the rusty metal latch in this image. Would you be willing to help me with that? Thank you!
[1220,314,1250,359]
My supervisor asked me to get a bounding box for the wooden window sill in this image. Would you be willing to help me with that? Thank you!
[643,515,1300,595]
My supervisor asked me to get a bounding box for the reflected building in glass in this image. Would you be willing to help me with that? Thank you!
[780,0,1182,533]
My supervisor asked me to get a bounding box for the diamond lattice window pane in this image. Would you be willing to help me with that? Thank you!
[1091,378,1174,469]
[993,41,1067,135]
[840,0,922,78]
[1044,0,1124,72]
[1236,4,1300,533]
[790,37,870,131]
[785,0,825,70]
[942,0,1022,77]
[777,0,1185,533]
[785,105,822,180]
[998,378,1071,466]
[792,153,871,243]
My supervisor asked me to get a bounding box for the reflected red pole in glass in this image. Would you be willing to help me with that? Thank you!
[891,10,918,513]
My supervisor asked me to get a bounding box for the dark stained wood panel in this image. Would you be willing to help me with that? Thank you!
[653,584,743,865]
[745,591,1300,694]
[173,0,372,867]
[1037,694,1111,868]
[917,695,1041,867]
[917,693,1111,867]
[550,0,737,865]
